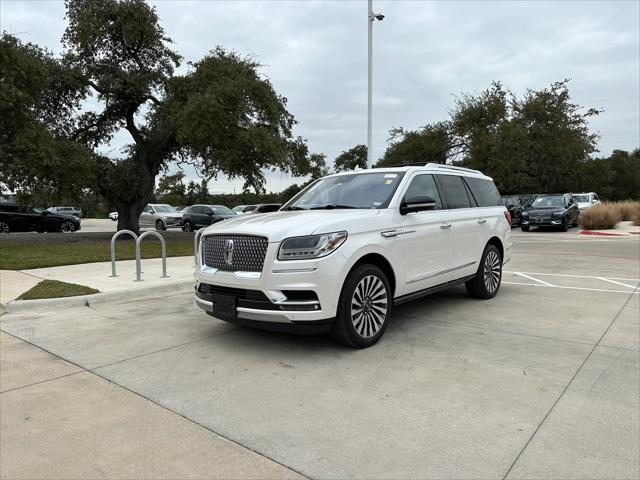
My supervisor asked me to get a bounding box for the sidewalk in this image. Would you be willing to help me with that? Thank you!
[1,256,196,312]
[580,220,640,236]
[0,332,302,480]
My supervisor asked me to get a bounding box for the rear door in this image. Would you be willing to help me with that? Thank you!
[400,173,455,292]
[435,174,484,279]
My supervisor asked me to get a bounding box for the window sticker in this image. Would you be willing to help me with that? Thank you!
[384,173,398,179]
[384,178,394,185]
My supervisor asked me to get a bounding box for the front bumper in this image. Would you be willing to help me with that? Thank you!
[195,241,346,326]
[521,217,564,227]
[163,217,183,228]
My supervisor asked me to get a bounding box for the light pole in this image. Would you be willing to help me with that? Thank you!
[367,0,384,168]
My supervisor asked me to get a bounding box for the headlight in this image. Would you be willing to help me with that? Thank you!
[278,231,347,260]
[552,211,564,217]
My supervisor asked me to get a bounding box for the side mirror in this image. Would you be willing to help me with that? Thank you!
[400,195,436,215]
[592,199,598,204]
[206,211,213,216]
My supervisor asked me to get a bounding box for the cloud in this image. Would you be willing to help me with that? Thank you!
[2,0,638,193]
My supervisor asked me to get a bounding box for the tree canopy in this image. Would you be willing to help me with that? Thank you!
[1,0,312,231]
[334,145,367,172]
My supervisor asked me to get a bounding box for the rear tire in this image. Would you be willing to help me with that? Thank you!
[466,244,502,299]
[521,225,530,232]
[330,264,392,348]
[560,219,568,232]
[155,220,165,231]
[0,221,9,234]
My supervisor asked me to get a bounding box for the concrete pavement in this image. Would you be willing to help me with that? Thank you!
[1,231,638,479]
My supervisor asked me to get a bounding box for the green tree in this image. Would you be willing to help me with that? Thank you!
[334,145,367,172]
[376,122,453,168]
[1,0,310,232]
[451,80,600,194]
[308,153,329,180]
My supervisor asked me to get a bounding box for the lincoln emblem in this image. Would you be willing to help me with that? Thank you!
[223,239,234,265]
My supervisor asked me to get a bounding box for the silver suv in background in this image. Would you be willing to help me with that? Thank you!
[139,204,183,230]
[47,206,82,218]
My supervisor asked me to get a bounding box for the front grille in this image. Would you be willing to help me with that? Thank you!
[202,234,268,272]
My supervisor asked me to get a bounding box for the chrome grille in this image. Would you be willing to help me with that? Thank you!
[202,234,268,272]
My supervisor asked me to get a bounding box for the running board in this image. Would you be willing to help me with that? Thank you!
[394,275,476,306]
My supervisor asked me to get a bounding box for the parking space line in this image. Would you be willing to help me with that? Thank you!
[505,271,640,282]
[503,282,640,295]
[512,272,555,286]
[596,277,639,289]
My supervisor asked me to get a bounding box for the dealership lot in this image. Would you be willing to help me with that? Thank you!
[1,230,638,479]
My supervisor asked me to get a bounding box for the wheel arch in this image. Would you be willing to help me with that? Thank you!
[348,253,396,297]
[487,236,504,259]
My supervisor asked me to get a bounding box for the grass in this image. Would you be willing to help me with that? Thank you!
[614,201,640,221]
[17,280,99,300]
[0,237,194,270]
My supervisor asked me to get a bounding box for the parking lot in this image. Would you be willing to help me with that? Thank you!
[1,230,639,479]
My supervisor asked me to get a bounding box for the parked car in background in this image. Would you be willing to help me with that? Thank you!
[139,204,183,230]
[232,205,257,214]
[0,208,81,233]
[250,203,282,214]
[47,206,82,218]
[572,192,600,212]
[109,212,118,221]
[521,193,579,231]
[175,206,187,211]
[500,195,525,226]
[182,205,235,232]
[194,163,511,348]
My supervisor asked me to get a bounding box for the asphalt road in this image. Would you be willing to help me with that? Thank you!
[1,230,639,479]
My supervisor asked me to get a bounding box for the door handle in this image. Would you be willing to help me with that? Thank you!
[439,223,452,229]
[477,218,487,224]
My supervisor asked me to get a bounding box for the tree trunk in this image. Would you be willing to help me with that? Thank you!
[116,201,146,234]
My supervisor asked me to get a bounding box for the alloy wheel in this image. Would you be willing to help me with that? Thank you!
[351,275,388,338]
[60,221,75,233]
[483,250,501,293]
[0,221,9,234]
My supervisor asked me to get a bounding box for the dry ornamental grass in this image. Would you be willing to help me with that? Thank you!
[579,203,623,230]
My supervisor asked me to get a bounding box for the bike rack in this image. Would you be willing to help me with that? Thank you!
[135,231,168,281]
[110,230,139,277]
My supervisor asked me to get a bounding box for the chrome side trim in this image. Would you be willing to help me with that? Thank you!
[381,229,416,238]
[272,268,317,274]
[236,307,293,323]
[195,297,212,311]
[407,261,477,284]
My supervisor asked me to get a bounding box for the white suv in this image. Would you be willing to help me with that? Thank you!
[195,164,512,348]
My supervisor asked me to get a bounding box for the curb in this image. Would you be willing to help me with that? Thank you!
[579,230,629,237]
[3,279,195,314]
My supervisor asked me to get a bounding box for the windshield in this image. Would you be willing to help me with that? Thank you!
[532,196,564,208]
[285,172,404,210]
[210,205,234,215]
[573,195,590,203]
[153,205,177,213]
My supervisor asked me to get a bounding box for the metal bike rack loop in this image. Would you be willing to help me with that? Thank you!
[110,230,139,277]
[135,231,168,281]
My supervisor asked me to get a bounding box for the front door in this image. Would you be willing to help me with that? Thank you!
[400,174,455,293]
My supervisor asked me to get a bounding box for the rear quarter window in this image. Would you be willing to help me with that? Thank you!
[464,177,502,207]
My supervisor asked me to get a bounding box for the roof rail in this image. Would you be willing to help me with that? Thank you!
[424,163,482,175]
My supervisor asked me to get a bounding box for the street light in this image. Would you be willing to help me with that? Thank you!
[367,0,384,169]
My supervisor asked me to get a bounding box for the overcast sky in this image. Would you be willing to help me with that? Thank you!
[2,0,638,193]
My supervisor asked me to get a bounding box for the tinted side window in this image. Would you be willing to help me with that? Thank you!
[464,177,501,207]
[193,206,204,214]
[403,174,443,209]
[438,175,471,209]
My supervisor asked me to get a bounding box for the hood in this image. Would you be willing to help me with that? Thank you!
[576,202,591,209]
[202,209,382,242]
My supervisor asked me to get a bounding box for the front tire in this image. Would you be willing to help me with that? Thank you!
[521,225,530,232]
[182,221,193,232]
[466,244,502,299]
[155,219,165,231]
[331,264,392,348]
[560,219,568,232]
[60,221,75,233]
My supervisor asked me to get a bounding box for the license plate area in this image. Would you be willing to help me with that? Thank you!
[211,294,236,321]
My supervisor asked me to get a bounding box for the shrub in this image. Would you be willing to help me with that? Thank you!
[579,203,623,230]
[631,204,640,227]
[614,201,640,221]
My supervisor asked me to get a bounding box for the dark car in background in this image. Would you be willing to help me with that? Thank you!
[232,204,257,214]
[521,193,579,232]
[181,204,235,232]
[0,208,81,234]
[501,195,525,226]
[251,203,282,214]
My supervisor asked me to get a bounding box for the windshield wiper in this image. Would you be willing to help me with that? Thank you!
[309,204,360,210]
